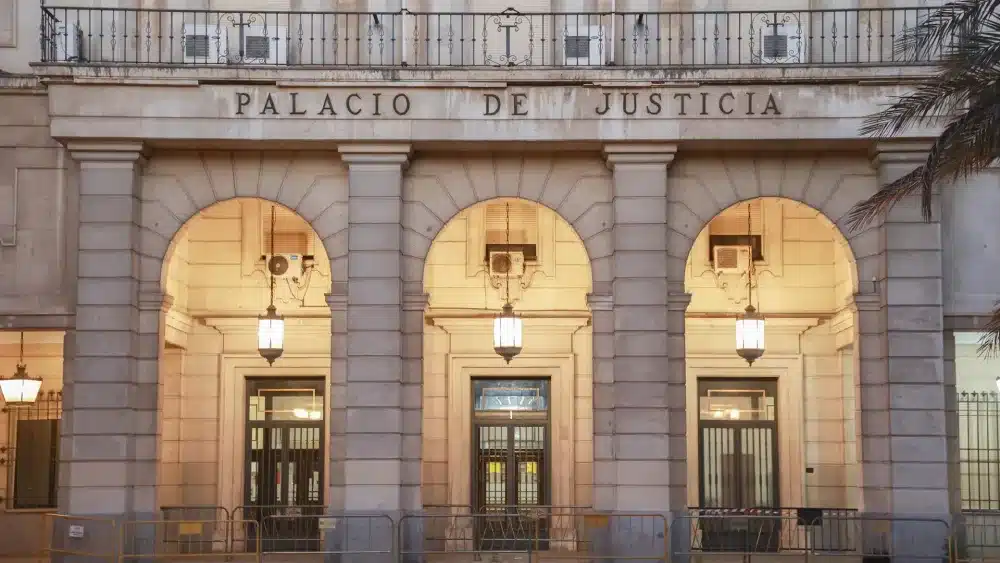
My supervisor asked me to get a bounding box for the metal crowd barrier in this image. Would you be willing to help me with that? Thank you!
[45,506,989,563]
[120,518,261,562]
[259,513,394,562]
[674,510,951,563]
[46,513,120,563]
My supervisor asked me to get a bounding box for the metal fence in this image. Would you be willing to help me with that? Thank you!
[39,6,942,68]
[41,507,985,563]
[960,391,1000,511]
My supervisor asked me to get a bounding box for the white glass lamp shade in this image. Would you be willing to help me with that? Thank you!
[493,303,523,363]
[735,305,766,365]
[257,305,285,365]
[995,375,1000,393]
[0,364,42,406]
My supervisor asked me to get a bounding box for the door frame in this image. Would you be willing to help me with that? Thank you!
[685,355,806,509]
[243,377,326,508]
[216,354,331,513]
[470,378,552,511]
[444,356,578,514]
[696,377,780,508]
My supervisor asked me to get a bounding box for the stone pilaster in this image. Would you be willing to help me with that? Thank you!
[864,142,949,555]
[61,142,157,520]
[336,143,412,513]
[602,143,678,512]
[401,290,429,512]
[587,292,615,511]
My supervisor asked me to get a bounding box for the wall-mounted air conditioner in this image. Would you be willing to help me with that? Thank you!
[757,20,806,64]
[56,23,84,62]
[183,23,227,64]
[563,24,602,66]
[713,245,751,275]
[489,251,525,278]
[243,25,289,65]
[262,253,303,279]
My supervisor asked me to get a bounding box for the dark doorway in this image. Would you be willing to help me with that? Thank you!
[243,378,325,552]
[472,379,550,551]
[696,378,780,552]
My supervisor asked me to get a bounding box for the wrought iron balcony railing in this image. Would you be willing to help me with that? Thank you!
[39,6,940,69]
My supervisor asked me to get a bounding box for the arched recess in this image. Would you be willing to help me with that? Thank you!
[419,192,596,514]
[667,155,876,286]
[139,151,347,512]
[682,196,861,511]
[401,154,614,292]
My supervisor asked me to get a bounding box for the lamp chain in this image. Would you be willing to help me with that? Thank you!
[746,202,754,309]
[505,201,511,306]
[17,331,24,366]
[269,206,276,308]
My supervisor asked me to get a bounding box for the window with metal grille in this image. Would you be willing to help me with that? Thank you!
[762,34,789,59]
[2,391,61,509]
[245,35,272,60]
[565,35,591,60]
[185,34,210,59]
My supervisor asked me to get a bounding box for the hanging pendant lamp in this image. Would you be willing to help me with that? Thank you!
[257,206,285,365]
[493,201,523,363]
[0,332,42,406]
[735,202,766,365]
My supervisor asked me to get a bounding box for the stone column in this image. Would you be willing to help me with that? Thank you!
[61,142,158,524]
[588,292,615,511]
[864,142,949,555]
[602,143,680,514]
[335,143,413,514]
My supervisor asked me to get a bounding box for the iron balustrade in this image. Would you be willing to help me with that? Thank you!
[39,6,943,69]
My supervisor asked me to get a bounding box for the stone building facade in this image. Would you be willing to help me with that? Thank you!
[0,0,998,559]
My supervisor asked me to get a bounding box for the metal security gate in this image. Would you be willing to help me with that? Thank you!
[244,378,325,552]
[472,379,551,551]
[697,378,780,552]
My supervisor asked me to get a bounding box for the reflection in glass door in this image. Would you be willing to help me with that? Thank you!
[244,378,325,552]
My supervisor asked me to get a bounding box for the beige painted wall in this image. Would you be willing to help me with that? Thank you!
[684,196,858,509]
[422,200,594,510]
[158,196,333,510]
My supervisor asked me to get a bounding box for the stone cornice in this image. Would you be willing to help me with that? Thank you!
[869,140,933,167]
[603,143,678,168]
[338,143,412,167]
[67,140,148,166]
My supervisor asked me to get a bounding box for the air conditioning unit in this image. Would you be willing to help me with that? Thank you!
[262,253,303,279]
[713,245,751,275]
[243,25,288,65]
[489,251,525,278]
[183,23,227,64]
[56,23,85,62]
[757,21,805,64]
[563,24,602,66]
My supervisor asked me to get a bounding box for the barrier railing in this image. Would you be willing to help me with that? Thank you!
[159,505,232,553]
[46,514,119,563]
[258,513,394,561]
[120,518,261,561]
[673,511,951,563]
[44,508,983,563]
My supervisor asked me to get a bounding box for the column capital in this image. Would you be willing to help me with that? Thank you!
[326,292,348,311]
[587,292,614,311]
[602,143,678,169]
[869,140,932,167]
[851,292,882,312]
[667,291,693,311]
[67,141,148,166]
[138,291,173,313]
[402,292,430,311]
[338,143,412,167]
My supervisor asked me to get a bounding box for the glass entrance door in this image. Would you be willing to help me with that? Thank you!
[244,378,325,552]
[696,378,779,551]
[472,379,550,551]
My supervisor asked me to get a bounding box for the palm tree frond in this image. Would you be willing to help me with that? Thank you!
[845,167,925,232]
[977,304,1000,358]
